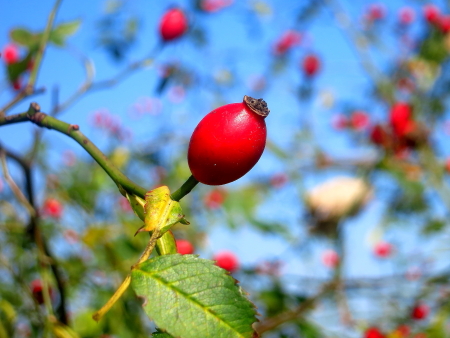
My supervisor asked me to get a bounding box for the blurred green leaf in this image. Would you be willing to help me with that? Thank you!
[423,218,446,235]
[0,300,15,338]
[294,320,322,338]
[9,28,37,47]
[6,51,34,82]
[419,29,448,64]
[50,20,81,46]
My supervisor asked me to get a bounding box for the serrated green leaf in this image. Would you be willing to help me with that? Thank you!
[131,255,258,338]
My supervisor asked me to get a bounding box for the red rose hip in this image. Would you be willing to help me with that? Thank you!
[176,239,194,255]
[187,95,269,185]
[2,43,19,64]
[412,303,429,320]
[159,8,188,41]
[214,251,239,272]
[364,327,385,338]
[302,54,320,77]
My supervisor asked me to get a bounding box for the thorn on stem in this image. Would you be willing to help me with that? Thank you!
[68,124,79,133]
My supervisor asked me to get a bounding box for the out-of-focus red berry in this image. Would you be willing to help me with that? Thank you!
[395,325,410,337]
[12,79,21,91]
[364,327,385,338]
[321,249,339,268]
[367,4,386,22]
[270,173,288,188]
[399,7,415,25]
[439,15,450,34]
[176,239,194,255]
[274,30,302,55]
[351,111,370,130]
[30,279,53,304]
[31,279,44,304]
[159,8,188,41]
[373,241,393,258]
[27,59,34,71]
[413,333,427,338]
[302,54,320,77]
[332,114,348,130]
[43,198,63,218]
[213,251,239,272]
[204,188,227,209]
[201,0,233,13]
[2,43,19,64]
[412,303,429,320]
[423,4,440,24]
[390,102,412,137]
[370,124,388,146]
[445,159,450,173]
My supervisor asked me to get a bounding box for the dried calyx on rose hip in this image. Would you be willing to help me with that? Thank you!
[187,95,269,185]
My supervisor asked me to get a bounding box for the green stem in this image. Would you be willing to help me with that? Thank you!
[156,231,178,255]
[0,103,147,198]
[28,0,63,88]
[0,111,29,125]
[93,227,162,322]
[171,175,199,201]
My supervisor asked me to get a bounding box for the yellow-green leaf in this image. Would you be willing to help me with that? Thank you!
[126,193,146,221]
[138,186,184,236]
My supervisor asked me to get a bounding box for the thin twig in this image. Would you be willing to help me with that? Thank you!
[0,103,148,198]
[323,0,384,84]
[0,149,36,216]
[52,51,154,115]
[28,0,63,88]
[93,228,161,322]
[1,143,69,325]
[0,87,46,117]
[255,281,336,334]
[0,254,46,325]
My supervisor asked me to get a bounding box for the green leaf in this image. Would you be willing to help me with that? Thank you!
[137,186,186,236]
[9,28,38,47]
[152,333,175,338]
[294,320,322,338]
[155,231,178,255]
[131,254,258,338]
[126,193,146,221]
[6,51,34,82]
[423,218,446,235]
[49,20,81,46]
